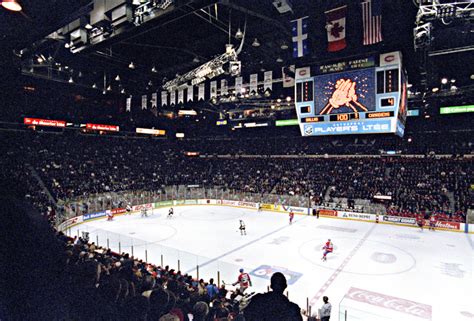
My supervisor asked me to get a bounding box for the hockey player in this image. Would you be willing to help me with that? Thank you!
[417,215,424,231]
[106,210,114,221]
[429,214,436,231]
[168,207,174,218]
[125,203,132,215]
[141,208,147,218]
[257,202,262,212]
[321,239,333,261]
[289,211,294,224]
[232,268,252,293]
[239,220,246,235]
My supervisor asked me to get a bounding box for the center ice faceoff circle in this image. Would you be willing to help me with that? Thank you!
[298,236,416,276]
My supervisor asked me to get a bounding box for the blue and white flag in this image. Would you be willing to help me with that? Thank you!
[291,16,309,58]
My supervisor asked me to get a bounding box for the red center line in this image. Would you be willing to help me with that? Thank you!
[310,224,377,307]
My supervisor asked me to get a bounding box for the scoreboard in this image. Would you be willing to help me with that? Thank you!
[295,52,407,137]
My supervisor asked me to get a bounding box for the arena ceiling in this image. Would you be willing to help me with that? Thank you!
[0,0,472,98]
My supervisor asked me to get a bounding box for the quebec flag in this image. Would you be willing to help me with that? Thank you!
[292,16,309,58]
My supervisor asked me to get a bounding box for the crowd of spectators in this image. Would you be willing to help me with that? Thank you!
[1,129,472,223]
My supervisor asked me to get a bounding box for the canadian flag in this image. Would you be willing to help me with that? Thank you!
[325,5,347,52]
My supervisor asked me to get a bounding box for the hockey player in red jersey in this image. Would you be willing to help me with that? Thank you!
[417,215,424,231]
[289,211,294,224]
[321,239,333,261]
[106,210,114,221]
[429,214,436,231]
[232,268,252,293]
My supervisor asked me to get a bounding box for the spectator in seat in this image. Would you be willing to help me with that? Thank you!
[243,272,302,321]
[192,301,209,321]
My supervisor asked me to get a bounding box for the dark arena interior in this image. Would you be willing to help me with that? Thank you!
[0,0,473,320]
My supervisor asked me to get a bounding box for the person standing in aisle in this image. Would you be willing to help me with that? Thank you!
[320,296,331,321]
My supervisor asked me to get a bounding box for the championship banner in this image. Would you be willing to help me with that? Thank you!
[178,89,184,104]
[264,71,273,91]
[235,76,243,95]
[126,96,132,112]
[161,91,168,106]
[187,85,194,102]
[249,73,258,94]
[210,81,217,98]
[170,90,176,105]
[141,94,147,110]
[221,79,228,96]
[282,65,295,88]
[151,93,158,116]
[325,5,347,52]
[198,83,205,101]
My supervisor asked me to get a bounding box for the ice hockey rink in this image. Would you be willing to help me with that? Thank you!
[69,205,473,321]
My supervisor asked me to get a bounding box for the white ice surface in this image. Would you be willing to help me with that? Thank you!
[69,206,473,321]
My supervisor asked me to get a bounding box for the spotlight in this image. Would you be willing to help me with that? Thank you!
[235,28,243,39]
[286,96,292,102]
[432,87,439,93]
[280,43,289,50]
[107,85,112,91]
[441,78,448,84]
[68,77,74,83]
[92,83,97,89]
[121,88,125,94]
[193,57,200,63]
[276,57,283,63]
[252,38,260,47]
[129,62,135,69]
[151,66,157,73]
[1,0,22,11]
[450,78,456,83]
[450,85,457,91]
[115,75,121,81]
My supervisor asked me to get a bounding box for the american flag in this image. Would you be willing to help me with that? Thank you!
[362,0,383,45]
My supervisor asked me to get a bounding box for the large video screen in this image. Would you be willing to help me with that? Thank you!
[295,52,405,137]
[314,68,376,116]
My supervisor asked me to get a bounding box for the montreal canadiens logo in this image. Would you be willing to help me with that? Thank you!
[299,69,307,76]
[384,55,395,62]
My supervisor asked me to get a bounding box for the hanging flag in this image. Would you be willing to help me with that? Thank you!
[282,65,295,88]
[249,74,258,94]
[170,90,176,105]
[221,79,228,96]
[198,83,205,101]
[151,93,158,116]
[126,96,132,112]
[178,89,184,104]
[362,0,383,45]
[161,91,168,106]
[325,6,347,52]
[187,85,194,102]
[264,71,273,91]
[291,16,309,58]
[235,76,243,95]
[210,81,217,98]
[141,94,147,110]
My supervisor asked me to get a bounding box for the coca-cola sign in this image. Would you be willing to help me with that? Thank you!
[345,287,432,319]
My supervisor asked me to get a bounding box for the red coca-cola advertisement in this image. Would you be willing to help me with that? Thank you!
[24,117,66,128]
[86,123,120,132]
[345,287,432,319]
